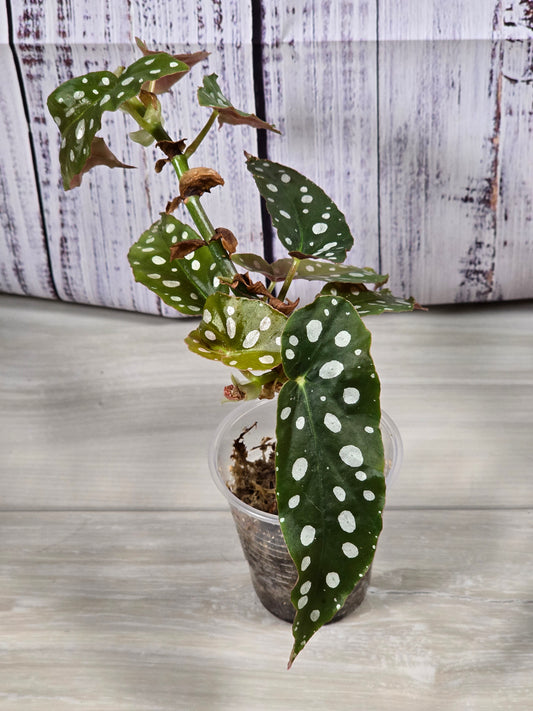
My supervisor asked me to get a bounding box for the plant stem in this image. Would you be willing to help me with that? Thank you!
[278,257,300,303]
[123,100,236,277]
[185,111,218,159]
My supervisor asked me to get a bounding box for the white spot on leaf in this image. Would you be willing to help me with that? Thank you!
[300,525,315,546]
[292,457,308,481]
[339,445,363,468]
[319,360,343,379]
[338,510,356,533]
[324,413,342,433]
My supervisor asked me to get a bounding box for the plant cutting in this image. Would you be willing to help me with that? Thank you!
[47,40,420,668]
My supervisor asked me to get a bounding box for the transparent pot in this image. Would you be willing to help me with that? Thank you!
[209,398,403,623]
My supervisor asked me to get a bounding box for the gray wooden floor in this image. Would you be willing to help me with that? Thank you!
[1,294,532,709]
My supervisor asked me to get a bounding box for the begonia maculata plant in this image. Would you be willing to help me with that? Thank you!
[48,40,419,667]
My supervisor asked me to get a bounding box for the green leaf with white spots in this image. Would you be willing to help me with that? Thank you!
[275,295,385,667]
[246,156,354,262]
[185,293,287,371]
[47,53,189,189]
[197,74,280,132]
[127,214,229,315]
[321,283,417,316]
[232,253,388,285]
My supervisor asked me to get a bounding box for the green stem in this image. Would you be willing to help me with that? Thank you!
[278,257,300,302]
[123,99,236,276]
[185,111,218,159]
[169,154,236,277]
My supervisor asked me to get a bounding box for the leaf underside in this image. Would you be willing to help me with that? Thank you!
[198,74,279,132]
[185,293,287,371]
[232,253,388,286]
[275,295,385,667]
[321,283,417,315]
[246,156,354,262]
[127,213,227,315]
[47,53,189,189]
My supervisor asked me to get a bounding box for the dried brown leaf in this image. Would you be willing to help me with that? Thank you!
[216,106,280,133]
[169,239,206,261]
[139,89,159,110]
[165,196,183,214]
[179,167,224,200]
[212,227,238,255]
[156,139,187,159]
[69,137,134,189]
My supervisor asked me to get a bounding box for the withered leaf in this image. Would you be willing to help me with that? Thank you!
[139,89,159,110]
[135,38,209,94]
[179,167,224,200]
[267,295,300,316]
[216,106,281,133]
[69,136,134,188]
[169,239,206,261]
[213,227,238,255]
[165,196,183,214]
[155,139,187,173]
[156,139,187,159]
[227,272,299,315]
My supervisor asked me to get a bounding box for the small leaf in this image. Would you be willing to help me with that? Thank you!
[275,295,385,667]
[47,52,189,189]
[68,137,134,188]
[232,253,388,286]
[198,74,280,133]
[246,156,354,262]
[321,283,418,316]
[127,213,228,315]
[135,37,209,94]
[185,293,287,371]
[129,128,156,146]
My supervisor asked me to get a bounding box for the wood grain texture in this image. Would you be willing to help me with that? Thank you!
[0,1,55,300]
[9,0,262,315]
[378,0,533,303]
[1,294,532,510]
[260,2,380,306]
[0,509,531,709]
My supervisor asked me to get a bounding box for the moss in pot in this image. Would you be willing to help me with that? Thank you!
[47,40,421,668]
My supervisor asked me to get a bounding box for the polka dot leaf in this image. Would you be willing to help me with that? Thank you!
[185,293,287,371]
[47,53,189,189]
[275,295,385,667]
[321,283,418,316]
[128,213,230,315]
[246,156,354,262]
[198,74,280,132]
[232,253,388,286]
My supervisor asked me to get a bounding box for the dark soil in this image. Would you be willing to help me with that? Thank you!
[228,423,279,514]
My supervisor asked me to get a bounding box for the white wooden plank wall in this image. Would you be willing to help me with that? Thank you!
[1,0,532,311]
[0,0,55,299]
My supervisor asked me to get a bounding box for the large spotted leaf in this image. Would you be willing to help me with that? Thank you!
[128,214,229,315]
[185,293,286,371]
[276,295,385,667]
[232,253,388,286]
[47,53,189,189]
[322,283,417,316]
[246,156,354,262]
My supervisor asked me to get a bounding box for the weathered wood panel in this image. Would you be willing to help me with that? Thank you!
[0,0,55,300]
[378,0,533,303]
[9,0,261,315]
[260,2,380,305]
[495,16,533,300]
